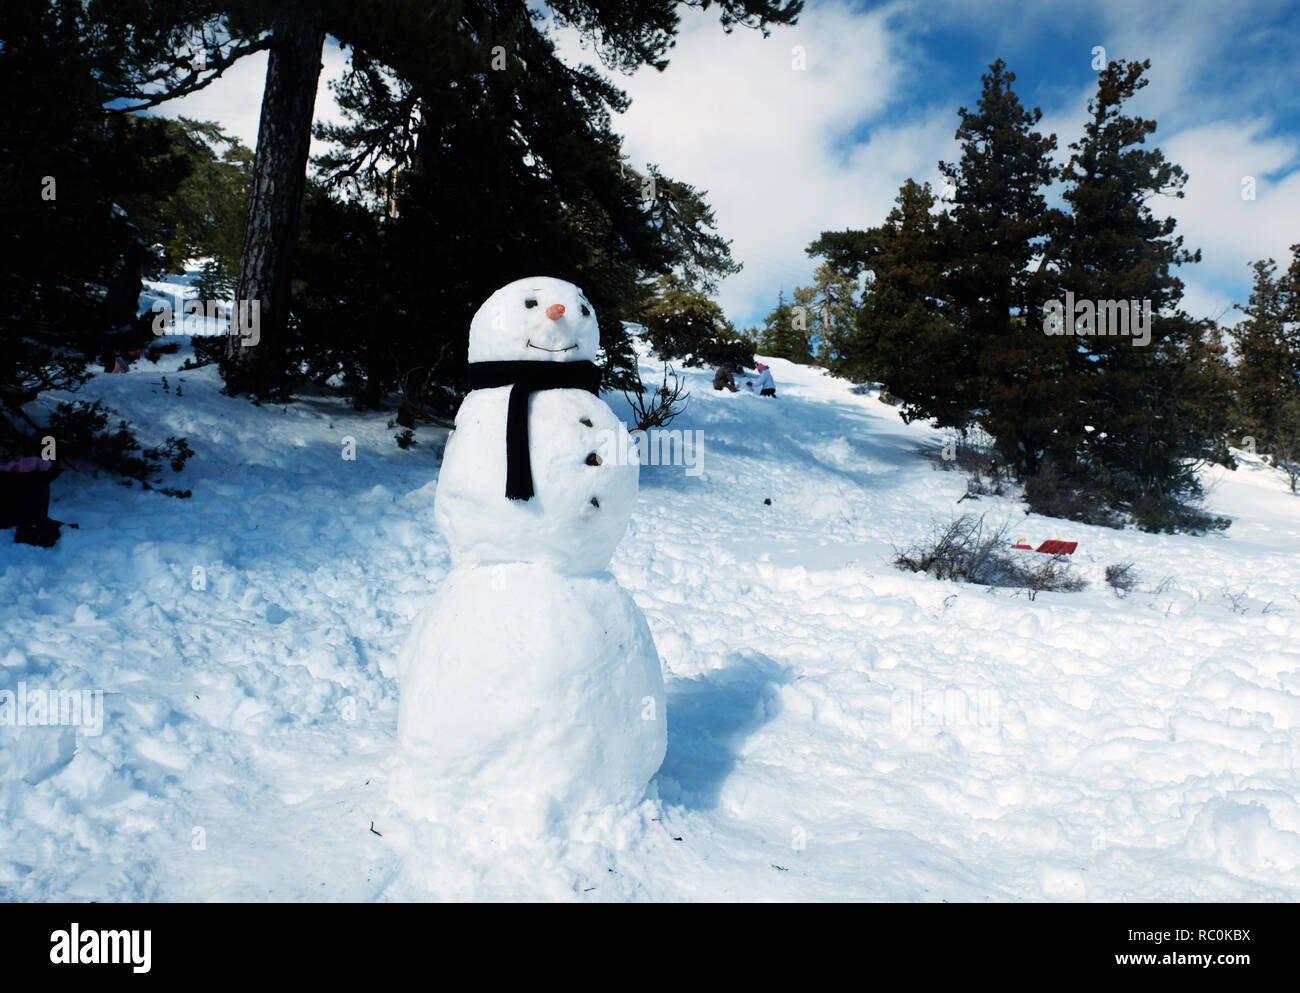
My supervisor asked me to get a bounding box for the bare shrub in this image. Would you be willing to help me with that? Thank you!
[1221,587,1250,614]
[893,514,1005,583]
[1024,555,1087,597]
[894,513,1086,594]
[624,363,689,431]
[1104,561,1138,597]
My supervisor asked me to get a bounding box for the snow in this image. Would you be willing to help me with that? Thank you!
[2,285,1299,901]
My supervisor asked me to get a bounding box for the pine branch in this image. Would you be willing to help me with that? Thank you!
[108,36,274,112]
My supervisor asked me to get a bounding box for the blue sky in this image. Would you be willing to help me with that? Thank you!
[157,0,1300,331]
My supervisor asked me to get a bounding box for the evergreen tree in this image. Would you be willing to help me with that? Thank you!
[638,167,742,294]
[808,58,1225,531]
[206,0,799,401]
[287,2,782,415]
[0,1,194,487]
[90,1,275,113]
[640,275,754,369]
[1054,59,1228,530]
[1230,252,1300,490]
[758,290,813,363]
[289,184,394,410]
[221,4,326,398]
[810,181,960,411]
[1231,256,1300,444]
[807,61,1060,444]
[804,229,874,283]
[793,263,857,368]
[154,119,254,283]
[942,58,1063,476]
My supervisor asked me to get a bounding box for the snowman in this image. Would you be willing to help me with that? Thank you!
[394,277,666,834]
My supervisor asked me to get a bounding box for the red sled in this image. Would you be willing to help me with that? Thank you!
[1035,539,1077,555]
[1011,538,1078,554]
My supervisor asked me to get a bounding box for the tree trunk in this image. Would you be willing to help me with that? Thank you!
[223,14,325,399]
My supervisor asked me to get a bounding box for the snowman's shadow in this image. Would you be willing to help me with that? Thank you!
[657,652,788,810]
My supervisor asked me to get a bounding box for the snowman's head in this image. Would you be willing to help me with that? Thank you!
[468,277,600,364]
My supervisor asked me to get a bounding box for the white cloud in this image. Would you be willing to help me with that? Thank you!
[552,1,937,325]
[1153,121,1300,286]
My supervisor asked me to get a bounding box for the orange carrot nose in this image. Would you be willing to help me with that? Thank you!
[546,303,565,321]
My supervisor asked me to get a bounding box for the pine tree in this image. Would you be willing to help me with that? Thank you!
[91,1,275,113]
[221,6,326,399]
[140,0,800,403]
[1230,252,1300,490]
[806,57,1232,530]
[157,119,254,283]
[793,263,857,368]
[759,291,813,363]
[641,275,754,369]
[942,58,1063,476]
[807,61,1061,446]
[290,183,394,410]
[0,1,194,487]
[208,0,799,401]
[813,181,961,412]
[1231,257,1300,443]
[1054,59,1228,530]
[291,2,778,414]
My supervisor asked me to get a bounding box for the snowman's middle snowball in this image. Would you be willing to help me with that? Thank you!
[435,387,639,575]
[467,358,602,501]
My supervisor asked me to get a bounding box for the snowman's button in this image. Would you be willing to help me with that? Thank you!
[590,497,600,508]
[579,417,593,427]
[585,452,602,466]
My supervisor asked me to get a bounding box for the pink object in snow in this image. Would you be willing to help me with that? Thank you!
[0,457,53,473]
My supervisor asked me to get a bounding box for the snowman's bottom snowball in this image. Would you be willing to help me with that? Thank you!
[396,563,666,831]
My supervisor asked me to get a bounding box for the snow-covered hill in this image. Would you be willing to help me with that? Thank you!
[3,314,1299,901]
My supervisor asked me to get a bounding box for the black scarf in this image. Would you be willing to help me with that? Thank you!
[466,359,602,501]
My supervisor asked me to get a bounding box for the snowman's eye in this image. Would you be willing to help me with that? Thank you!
[580,304,591,316]
[524,299,538,309]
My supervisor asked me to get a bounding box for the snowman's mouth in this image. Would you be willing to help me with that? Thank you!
[526,340,578,353]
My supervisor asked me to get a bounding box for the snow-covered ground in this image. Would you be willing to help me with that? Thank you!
[3,297,1299,901]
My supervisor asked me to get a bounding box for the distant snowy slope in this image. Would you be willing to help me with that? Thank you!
[2,305,1298,901]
